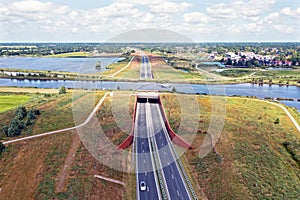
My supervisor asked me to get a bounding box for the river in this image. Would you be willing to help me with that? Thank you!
[0,57,124,74]
[0,78,299,111]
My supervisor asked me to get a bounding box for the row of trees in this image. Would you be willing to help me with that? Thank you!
[0,43,127,56]
[2,106,40,137]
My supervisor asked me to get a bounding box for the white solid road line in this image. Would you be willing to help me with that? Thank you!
[3,92,110,145]
[154,104,193,200]
[145,102,163,200]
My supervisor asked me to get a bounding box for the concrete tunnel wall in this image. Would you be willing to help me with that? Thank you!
[117,94,194,150]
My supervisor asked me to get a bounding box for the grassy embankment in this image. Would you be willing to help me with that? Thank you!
[0,87,58,94]
[45,52,91,58]
[0,94,31,113]
[0,90,99,140]
[161,94,300,199]
[150,57,204,83]
[111,57,140,79]
[100,57,133,78]
[207,67,300,86]
[111,55,205,82]
[0,90,135,199]
[1,89,299,199]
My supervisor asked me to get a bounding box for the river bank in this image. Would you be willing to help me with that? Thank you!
[0,79,299,111]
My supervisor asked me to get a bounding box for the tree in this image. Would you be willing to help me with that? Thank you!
[25,118,32,126]
[2,126,8,135]
[274,118,280,124]
[7,119,23,137]
[27,110,36,120]
[34,110,41,115]
[172,87,177,93]
[15,106,27,120]
[0,142,5,155]
[59,86,66,94]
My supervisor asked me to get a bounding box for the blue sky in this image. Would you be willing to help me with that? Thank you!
[0,0,300,42]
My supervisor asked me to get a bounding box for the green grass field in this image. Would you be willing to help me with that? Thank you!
[46,52,90,58]
[161,94,300,199]
[1,90,299,199]
[0,90,130,199]
[101,58,131,77]
[0,95,31,113]
[0,90,105,140]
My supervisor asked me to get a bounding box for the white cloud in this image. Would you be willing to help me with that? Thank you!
[206,0,276,21]
[149,2,191,14]
[280,7,300,18]
[273,25,294,33]
[0,0,299,41]
[183,12,208,24]
[10,0,53,13]
[264,12,280,24]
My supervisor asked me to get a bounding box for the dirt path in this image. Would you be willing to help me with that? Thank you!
[94,175,125,186]
[3,92,110,145]
[110,56,135,77]
[264,100,300,132]
[55,131,81,193]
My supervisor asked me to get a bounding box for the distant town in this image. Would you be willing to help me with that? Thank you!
[1,42,299,69]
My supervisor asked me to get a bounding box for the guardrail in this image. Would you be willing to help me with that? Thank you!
[150,141,168,200]
[169,143,198,200]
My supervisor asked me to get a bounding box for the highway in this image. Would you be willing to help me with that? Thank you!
[140,53,153,79]
[150,103,192,200]
[136,102,161,200]
[135,99,192,200]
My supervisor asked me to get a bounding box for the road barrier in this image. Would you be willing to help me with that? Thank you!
[157,95,194,150]
[117,95,137,149]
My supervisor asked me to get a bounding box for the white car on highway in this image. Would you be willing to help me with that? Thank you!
[140,181,147,191]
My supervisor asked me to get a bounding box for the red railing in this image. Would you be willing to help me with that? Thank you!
[117,95,137,149]
[158,95,194,150]
[118,94,194,150]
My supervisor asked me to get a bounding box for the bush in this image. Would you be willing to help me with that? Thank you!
[2,107,40,138]
[2,126,8,135]
[15,106,27,120]
[34,110,41,115]
[27,110,36,120]
[25,118,32,126]
[59,86,66,94]
[0,142,5,155]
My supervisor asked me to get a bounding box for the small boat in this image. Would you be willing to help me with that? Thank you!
[95,61,101,69]
[161,84,171,88]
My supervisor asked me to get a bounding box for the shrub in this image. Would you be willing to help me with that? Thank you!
[0,142,5,155]
[15,106,27,120]
[59,86,66,94]
[27,110,36,120]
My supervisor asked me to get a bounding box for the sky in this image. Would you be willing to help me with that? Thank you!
[0,0,300,42]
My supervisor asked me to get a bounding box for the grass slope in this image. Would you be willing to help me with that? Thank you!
[0,95,31,113]
[0,90,130,200]
[161,94,300,199]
